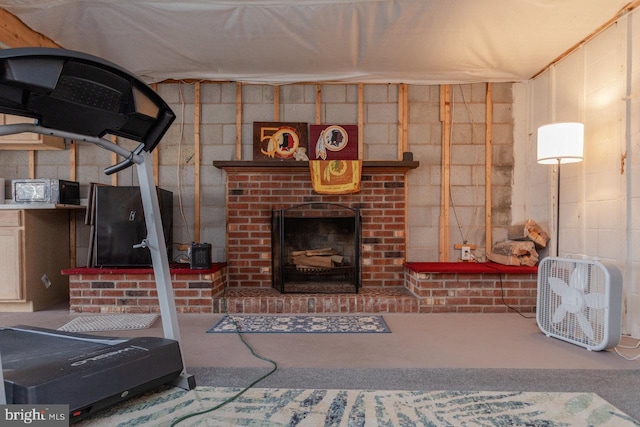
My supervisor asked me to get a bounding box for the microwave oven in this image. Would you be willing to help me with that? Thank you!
[12,179,80,205]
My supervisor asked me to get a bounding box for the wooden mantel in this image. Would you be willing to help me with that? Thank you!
[213,160,419,173]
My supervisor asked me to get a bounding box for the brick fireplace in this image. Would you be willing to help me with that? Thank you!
[215,160,418,292]
[210,160,537,315]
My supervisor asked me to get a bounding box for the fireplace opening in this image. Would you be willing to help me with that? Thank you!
[272,203,361,293]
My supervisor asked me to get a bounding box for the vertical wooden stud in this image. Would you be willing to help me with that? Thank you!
[315,84,322,124]
[193,81,201,242]
[403,85,409,155]
[69,139,77,267]
[69,141,77,181]
[358,84,364,159]
[151,83,159,185]
[397,84,404,160]
[152,147,159,185]
[236,82,242,160]
[110,135,118,186]
[28,151,35,178]
[485,83,493,256]
[439,84,451,261]
[397,83,408,159]
[401,84,410,255]
[273,86,280,122]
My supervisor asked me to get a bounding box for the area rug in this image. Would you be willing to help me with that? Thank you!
[207,315,390,334]
[77,386,639,426]
[58,314,159,332]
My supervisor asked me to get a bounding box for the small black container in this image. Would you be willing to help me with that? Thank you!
[190,243,212,269]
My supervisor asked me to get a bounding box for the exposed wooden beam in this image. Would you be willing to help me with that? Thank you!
[69,140,77,268]
[397,83,408,160]
[439,84,451,261]
[485,83,493,256]
[236,82,242,160]
[110,136,118,186]
[315,84,322,124]
[28,150,35,178]
[0,9,60,48]
[532,0,640,79]
[273,86,280,121]
[193,81,201,242]
[151,83,159,185]
[358,84,364,159]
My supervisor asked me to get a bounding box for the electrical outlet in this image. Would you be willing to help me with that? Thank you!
[41,274,52,288]
[461,246,472,261]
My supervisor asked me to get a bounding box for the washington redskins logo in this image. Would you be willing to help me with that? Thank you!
[315,125,348,160]
[260,126,300,158]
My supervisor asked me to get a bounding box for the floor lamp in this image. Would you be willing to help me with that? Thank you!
[537,122,584,256]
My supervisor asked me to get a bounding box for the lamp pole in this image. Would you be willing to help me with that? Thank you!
[537,122,584,258]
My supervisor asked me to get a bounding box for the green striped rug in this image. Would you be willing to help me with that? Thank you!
[78,386,638,426]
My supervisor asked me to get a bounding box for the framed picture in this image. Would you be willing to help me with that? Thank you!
[253,122,308,161]
[309,124,358,160]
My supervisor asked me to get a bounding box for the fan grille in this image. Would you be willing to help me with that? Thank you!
[536,257,621,351]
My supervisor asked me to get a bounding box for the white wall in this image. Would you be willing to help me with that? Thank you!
[515,11,639,337]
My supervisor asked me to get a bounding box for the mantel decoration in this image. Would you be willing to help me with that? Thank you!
[253,122,308,161]
[309,159,362,194]
[307,124,361,194]
[309,124,358,160]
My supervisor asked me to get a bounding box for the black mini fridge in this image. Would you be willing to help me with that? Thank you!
[94,186,173,267]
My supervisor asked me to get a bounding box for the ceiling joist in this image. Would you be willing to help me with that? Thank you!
[532,0,640,79]
[0,8,59,48]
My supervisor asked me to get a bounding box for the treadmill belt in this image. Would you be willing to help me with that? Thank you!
[0,328,121,372]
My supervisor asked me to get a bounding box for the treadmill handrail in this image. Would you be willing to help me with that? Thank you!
[0,123,144,173]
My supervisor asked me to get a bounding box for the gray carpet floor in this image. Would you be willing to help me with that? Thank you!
[2,304,639,422]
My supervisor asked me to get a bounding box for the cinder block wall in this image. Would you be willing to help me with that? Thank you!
[406,84,514,261]
[0,82,514,266]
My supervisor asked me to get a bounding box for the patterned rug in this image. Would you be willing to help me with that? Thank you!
[77,386,639,426]
[207,315,390,333]
[58,314,159,332]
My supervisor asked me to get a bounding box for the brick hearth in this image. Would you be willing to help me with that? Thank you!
[214,286,419,314]
[63,262,538,314]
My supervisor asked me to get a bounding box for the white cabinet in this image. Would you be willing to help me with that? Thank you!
[0,114,64,150]
[0,209,70,311]
[0,226,21,300]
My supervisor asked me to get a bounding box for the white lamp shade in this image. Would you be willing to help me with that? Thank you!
[537,122,584,164]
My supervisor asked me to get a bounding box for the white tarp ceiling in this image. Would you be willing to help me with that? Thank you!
[0,0,631,85]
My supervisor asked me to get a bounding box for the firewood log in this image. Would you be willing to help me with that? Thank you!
[291,255,334,268]
[508,219,549,248]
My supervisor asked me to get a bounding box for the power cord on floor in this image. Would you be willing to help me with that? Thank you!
[483,264,536,319]
[170,288,278,426]
[614,337,640,361]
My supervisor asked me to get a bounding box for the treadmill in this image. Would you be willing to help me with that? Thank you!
[0,48,196,421]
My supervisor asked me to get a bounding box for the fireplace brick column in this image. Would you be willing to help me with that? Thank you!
[216,161,418,292]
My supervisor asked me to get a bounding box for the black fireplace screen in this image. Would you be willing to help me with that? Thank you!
[272,203,361,293]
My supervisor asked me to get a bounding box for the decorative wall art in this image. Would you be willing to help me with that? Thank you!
[309,124,358,160]
[253,122,308,161]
